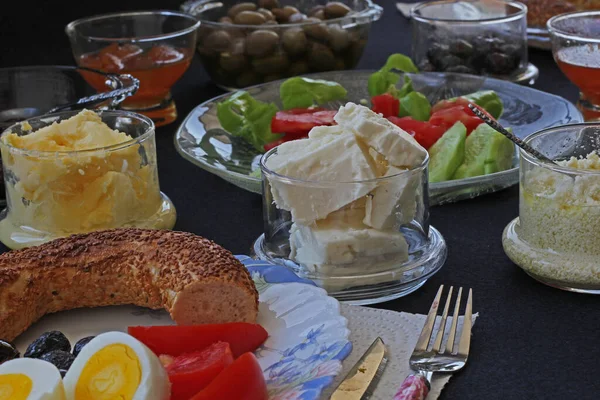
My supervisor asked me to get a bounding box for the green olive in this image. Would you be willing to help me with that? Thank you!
[272,6,300,22]
[236,71,262,87]
[252,52,290,74]
[313,9,326,20]
[257,8,275,21]
[308,42,336,71]
[303,18,329,40]
[328,25,350,51]
[245,30,280,57]
[282,28,308,56]
[282,6,300,18]
[308,5,325,16]
[258,0,279,10]
[219,16,233,24]
[203,30,232,52]
[230,38,246,54]
[219,52,248,72]
[324,2,352,19]
[288,13,307,23]
[234,11,267,25]
[287,60,310,76]
[228,2,257,18]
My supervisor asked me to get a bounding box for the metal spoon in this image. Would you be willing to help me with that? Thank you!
[467,103,558,165]
[46,73,139,114]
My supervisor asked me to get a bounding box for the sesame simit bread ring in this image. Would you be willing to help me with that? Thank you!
[0,228,259,342]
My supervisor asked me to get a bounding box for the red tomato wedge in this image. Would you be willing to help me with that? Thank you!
[128,323,268,358]
[190,352,268,400]
[387,116,446,149]
[429,105,482,134]
[431,97,472,114]
[271,110,337,135]
[166,342,234,400]
[371,93,400,117]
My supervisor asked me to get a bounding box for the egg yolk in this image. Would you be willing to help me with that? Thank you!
[0,374,33,400]
[75,344,141,400]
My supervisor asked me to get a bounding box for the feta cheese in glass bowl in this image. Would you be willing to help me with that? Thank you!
[503,123,600,293]
[253,103,447,305]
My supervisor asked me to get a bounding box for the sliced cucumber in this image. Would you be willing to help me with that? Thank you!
[428,122,467,183]
[452,124,515,179]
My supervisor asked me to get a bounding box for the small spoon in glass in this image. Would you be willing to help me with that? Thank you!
[467,103,558,165]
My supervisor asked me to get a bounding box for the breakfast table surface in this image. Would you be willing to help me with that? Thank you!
[2,0,599,398]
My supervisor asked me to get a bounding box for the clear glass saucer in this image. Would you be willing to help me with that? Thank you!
[252,226,447,305]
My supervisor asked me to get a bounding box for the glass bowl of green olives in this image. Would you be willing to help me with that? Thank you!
[181,0,383,89]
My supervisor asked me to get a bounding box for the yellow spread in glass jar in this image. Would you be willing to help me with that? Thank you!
[0,110,176,249]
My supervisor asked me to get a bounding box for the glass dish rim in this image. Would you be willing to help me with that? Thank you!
[65,10,201,44]
[183,0,383,29]
[547,11,600,44]
[410,0,527,24]
[259,144,429,185]
[0,109,155,158]
[520,122,600,175]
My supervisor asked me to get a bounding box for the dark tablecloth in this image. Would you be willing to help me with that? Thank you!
[2,1,599,399]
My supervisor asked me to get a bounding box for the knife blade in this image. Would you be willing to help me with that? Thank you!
[330,337,388,400]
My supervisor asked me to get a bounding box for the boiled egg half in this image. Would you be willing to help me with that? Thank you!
[63,332,169,400]
[0,358,66,400]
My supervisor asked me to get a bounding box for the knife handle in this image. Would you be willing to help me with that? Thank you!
[393,373,430,400]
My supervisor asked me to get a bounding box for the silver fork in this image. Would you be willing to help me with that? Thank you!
[393,285,473,400]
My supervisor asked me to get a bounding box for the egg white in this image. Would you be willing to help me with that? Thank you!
[0,358,66,400]
[63,332,170,400]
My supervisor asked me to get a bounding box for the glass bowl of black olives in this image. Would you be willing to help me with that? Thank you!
[410,0,538,83]
[181,0,383,89]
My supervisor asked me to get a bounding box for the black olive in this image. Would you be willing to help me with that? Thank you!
[485,52,515,75]
[73,336,95,357]
[40,350,76,372]
[445,65,476,74]
[0,340,19,364]
[24,331,71,359]
[449,39,474,58]
[426,42,450,68]
[438,54,463,71]
[417,60,435,72]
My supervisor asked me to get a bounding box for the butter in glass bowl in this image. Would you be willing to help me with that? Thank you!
[0,109,176,249]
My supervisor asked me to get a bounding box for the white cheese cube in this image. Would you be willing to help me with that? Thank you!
[364,166,419,230]
[334,102,427,168]
[266,132,378,224]
[289,210,409,267]
[308,125,344,139]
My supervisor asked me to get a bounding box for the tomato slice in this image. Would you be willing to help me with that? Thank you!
[387,116,446,149]
[271,110,336,135]
[190,352,268,400]
[429,106,482,134]
[431,98,472,114]
[128,323,268,358]
[371,93,400,117]
[166,342,234,400]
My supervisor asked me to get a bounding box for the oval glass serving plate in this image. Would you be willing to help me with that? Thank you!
[13,256,351,400]
[175,70,582,205]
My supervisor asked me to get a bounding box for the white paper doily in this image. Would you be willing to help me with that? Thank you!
[321,304,478,399]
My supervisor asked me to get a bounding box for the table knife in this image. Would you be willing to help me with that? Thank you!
[330,337,388,400]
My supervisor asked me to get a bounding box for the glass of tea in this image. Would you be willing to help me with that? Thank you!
[66,11,200,127]
[548,11,600,121]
